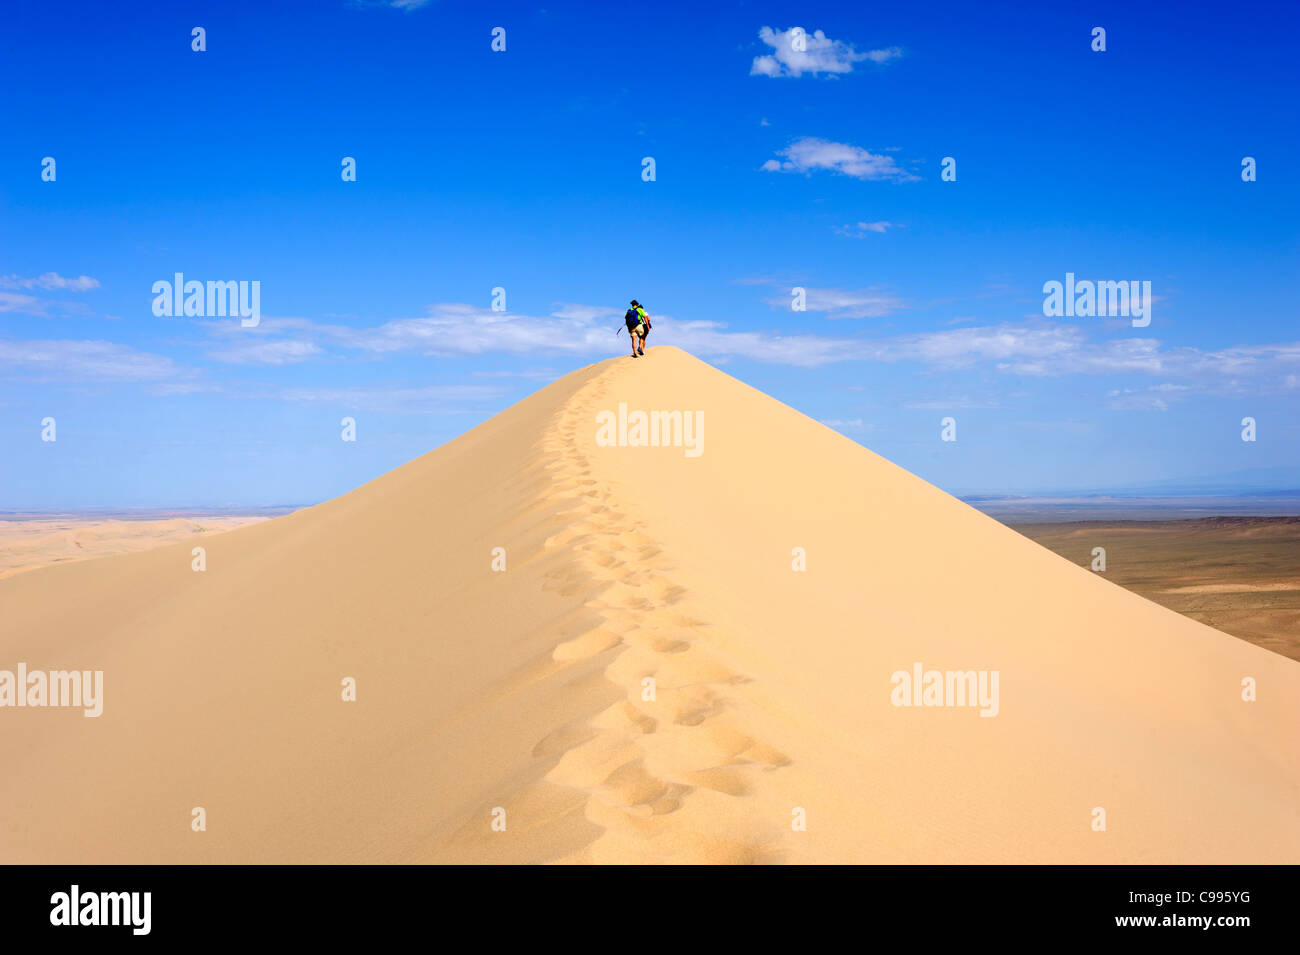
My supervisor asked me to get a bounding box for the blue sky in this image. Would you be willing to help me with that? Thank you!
[2,0,1298,508]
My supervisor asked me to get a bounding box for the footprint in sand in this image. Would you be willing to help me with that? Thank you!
[552,628,623,662]
[646,635,691,654]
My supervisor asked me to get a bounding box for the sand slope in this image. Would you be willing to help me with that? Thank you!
[0,516,268,580]
[1,347,1297,863]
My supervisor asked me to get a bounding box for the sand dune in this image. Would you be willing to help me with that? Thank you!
[2,347,1297,863]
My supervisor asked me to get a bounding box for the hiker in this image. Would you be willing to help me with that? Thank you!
[624,300,650,357]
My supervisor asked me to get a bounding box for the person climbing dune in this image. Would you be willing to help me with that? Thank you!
[624,299,650,357]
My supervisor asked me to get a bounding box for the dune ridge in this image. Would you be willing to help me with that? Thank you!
[1,347,1297,864]
[467,364,798,863]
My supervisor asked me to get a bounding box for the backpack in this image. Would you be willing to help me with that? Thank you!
[625,308,640,331]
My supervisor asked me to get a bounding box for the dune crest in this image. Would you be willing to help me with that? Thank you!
[2,347,1297,863]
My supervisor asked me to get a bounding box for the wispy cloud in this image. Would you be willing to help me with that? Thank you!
[764,285,905,319]
[188,303,1300,393]
[820,418,878,433]
[0,292,41,313]
[835,221,896,237]
[351,0,432,10]
[206,339,325,366]
[1104,381,1208,411]
[549,302,622,323]
[79,299,1300,400]
[0,339,182,382]
[751,27,901,78]
[344,304,615,357]
[0,272,100,291]
[189,303,853,368]
[762,137,919,182]
[656,319,1300,395]
[0,273,102,317]
[661,319,858,366]
[272,383,503,413]
[902,396,999,411]
[199,305,618,362]
[1105,388,1172,411]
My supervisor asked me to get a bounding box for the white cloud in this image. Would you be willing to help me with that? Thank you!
[657,319,855,366]
[0,272,100,291]
[863,48,904,64]
[185,303,1300,395]
[764,285,904,319]
[762,137,919,182]
[203,305,630,362]
[751,27,900,78]
[549,302,622,323]
[342,304,615,357]
[273,383,502,413]
[349,0,431,11]
[206,339,324,365]
[0,339,180,382]
[893,323,1084,369]
[666,318,1300,391]
[835,221,896,237]
[903,397,999,410]
[1105,388,1171,411]
[820,418,875,432]
[0,292,41,313]
[0,274,101,318]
